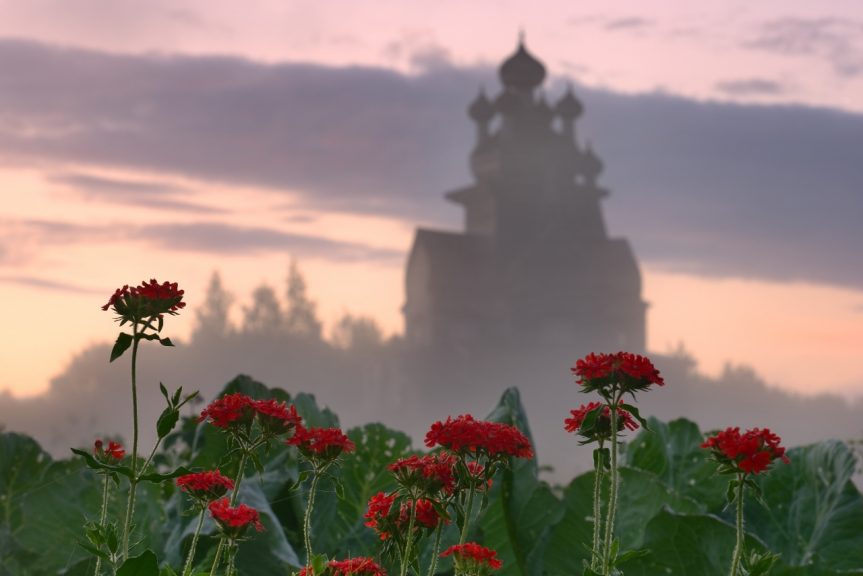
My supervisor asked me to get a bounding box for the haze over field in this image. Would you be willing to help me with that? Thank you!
[1,1,862,465]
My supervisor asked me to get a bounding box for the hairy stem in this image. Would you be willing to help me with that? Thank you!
[304,464,328,562]
[426,522,444,576]
[121,325,140,561]
[459,483,477,545]
[729,476,746,576]
[181,508,206,576]
[93,473,111,576]
[602,395,620,575]
[591,442,605,572]
[400,498,418,576]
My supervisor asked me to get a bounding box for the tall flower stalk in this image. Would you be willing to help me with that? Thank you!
[198,393,302,573]
[566,352,664,575]
[701,427,788,576]
[285,423,355,566]
[102,279,185,561]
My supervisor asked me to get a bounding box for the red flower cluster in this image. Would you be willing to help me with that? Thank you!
[252,398,302,435]
[388,453,456,495]
[176,470,234,503]
[199,393,257,429]
[102,279,185,319]
[440,543,503,571]
[398,498,446,530]
[564,402,639,437]
[199,394,302,436]
[286,424,355,462]
[701,427,789,475]
[572,352,664,394]
[364,491,397,540]
[424,415,533,460]
[299,557,386,576]
[93,439,125,461]
[208,497,264,537]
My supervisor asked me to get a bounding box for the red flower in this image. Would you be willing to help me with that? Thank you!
[253,399,302,435]
[199,393,256,429]
[102,279,185,320]
[286,424,355,463]
[176,470,234,503]
[572,351,664,394]
[408,498,445,529]
[208,497,264,538]
[424,415,533,460]
[328,557,386,576]
[364,491,397,540]
[701,427,789,475]
[94,439,125,461]
[388,453,456,496]
[564,401,639,437]
[441,543,502,572]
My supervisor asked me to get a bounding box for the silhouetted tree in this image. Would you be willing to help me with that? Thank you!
[331,313,384,351]
[243,284,282,334]
[193,271,234,338]
[284,259,322,340]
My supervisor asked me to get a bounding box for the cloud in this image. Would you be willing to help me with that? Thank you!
[0,275,101,294]
[140,222,403,262]
[604,17,652,31]
[0,40,862,290]
[0,217,401,263]
[714,78,786,96]
[47,171,225,214]
[746,18,863,77]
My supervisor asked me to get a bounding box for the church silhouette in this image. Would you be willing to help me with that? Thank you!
[404,39,646,358]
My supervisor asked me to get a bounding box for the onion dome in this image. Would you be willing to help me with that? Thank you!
[555,86,583,119]
[582,142,604,181]
[499,39,546,90]
[468,88,495,123]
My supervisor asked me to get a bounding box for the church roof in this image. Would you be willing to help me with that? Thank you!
[409,229,493,303]
[499,39,546,90]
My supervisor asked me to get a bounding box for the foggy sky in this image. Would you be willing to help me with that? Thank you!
[1,39,862,290]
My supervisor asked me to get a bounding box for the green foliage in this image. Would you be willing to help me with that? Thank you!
[3,382,863,576]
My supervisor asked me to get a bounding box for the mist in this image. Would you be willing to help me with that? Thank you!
[1,269,860,482]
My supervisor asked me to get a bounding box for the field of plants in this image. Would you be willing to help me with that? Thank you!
[3,280,861,576]
[2,376,862,575]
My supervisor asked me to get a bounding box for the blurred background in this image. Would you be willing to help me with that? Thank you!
[0,0,861,480]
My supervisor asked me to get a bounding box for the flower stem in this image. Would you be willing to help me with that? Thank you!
[181,508,206,576]
[590,442,605,572]
[210,537,226,576]
[121,325,140,561]
[602,395,620,575]
[212,449,250,574]
[400,498,418,576]
[226,541,239,576]
[426,523,443,576]
[729,475,746,576]
[303,463,328,562]
[93,473,111,576]
[459,482,477,545]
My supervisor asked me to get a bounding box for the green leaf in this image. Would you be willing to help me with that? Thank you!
[71,448,134,479]
[624,417,727,512]
[159,382,170,404]
[616,509,768,576]
[156,407,180,439]
[110,332,134,362]
[117,550,159,576]
[544,467,701,575]
[159,337,174,347]
[138,465,192,483]
[744,440,863,571]
[618,403,650,431]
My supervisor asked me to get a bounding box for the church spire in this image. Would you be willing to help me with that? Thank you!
[499,35,546,92]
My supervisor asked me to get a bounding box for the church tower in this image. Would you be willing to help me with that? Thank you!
[404,39,646,356]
